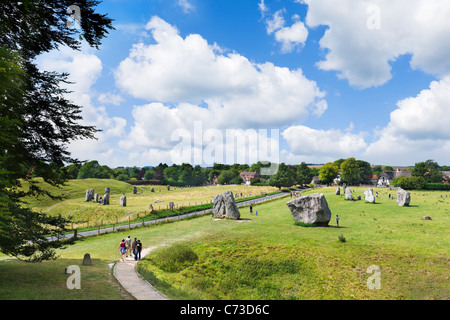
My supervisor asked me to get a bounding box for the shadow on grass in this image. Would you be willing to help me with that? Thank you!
[293,222,349,229]
[326,225,349,229]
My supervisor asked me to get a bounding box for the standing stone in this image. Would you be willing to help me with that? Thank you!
[105,187,110,195]
[397,188,411,206]
[82,253,93,266]
[85,190,91,202]
[364,188,375,203]
[151,187,155,192]
[149,204,153,212]
[133,186,137,195]
[103,192,110,205]
[167,185,170,191]
[335,186,340,195]
[94,193,99,203]
[120,194,127,207]
[286,193,331,226]
[211,190,240,220]
[344,187,353,200]
[89,189,95,200]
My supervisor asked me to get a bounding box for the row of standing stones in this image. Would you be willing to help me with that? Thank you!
[84,185,166,207]
[286,186,412,226]
[335,185,410,206]
[81,186,416,226]
[209,186,414,226]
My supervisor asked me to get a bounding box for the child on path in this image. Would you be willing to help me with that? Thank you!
[336,215,340,227]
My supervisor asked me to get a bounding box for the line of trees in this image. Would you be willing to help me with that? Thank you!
[319,158,373,186]
[37,158,450,191]
[51,161,249,186]
[54,160,321,189]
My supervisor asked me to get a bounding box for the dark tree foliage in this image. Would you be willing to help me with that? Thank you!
[0,0,113,261]
[411,159,443,183]
[295,162,314,186]
[269,163,295,189]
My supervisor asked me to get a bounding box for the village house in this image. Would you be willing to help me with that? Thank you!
[377,169,412,186]
[311,176,321,185]
[367,174,379,185]
[442,171,450,184]
[240,171,260,185]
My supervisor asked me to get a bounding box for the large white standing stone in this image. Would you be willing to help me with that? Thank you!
[364,188,375,203]
[287,193,331,226]
[211,190,240,220]
[344,187,353,200]
[397,188,411,206]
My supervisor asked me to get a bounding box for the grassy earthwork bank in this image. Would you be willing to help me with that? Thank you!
[0,184,448,300]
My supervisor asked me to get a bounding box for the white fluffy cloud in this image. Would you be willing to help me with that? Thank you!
[118,101,281,166]
[115,16,326,129]
[36,45,127,165]
[389,76,450,140]
[363,76,450,165]
[274,18,309,53]
[303,0,450,88]
[282,125,367,160]
[281,76,450,165]
[265,10,308,53]
[177,0,194,13]
[111,16,330,166]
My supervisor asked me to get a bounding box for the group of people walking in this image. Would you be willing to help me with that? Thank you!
[119,236,143,262]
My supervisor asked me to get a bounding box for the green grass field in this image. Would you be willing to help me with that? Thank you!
[1,185,448,300]
[136,186,450,300]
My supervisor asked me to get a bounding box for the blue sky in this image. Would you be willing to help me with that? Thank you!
[38,0,450,168]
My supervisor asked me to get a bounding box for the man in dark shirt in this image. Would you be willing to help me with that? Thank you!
[135,240,142,261]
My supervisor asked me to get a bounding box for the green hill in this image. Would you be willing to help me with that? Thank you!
[20,178,133,209]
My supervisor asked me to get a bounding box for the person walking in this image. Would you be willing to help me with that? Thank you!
[336,215,340,227]
[125,235,132,257]
[119,239,126,261]
[135,240,142,261]
[132,237,137,256]
[249,204,253,214]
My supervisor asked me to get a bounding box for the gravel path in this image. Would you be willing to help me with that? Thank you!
[113,246,170,300]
